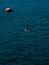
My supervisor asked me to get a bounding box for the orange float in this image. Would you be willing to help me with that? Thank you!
[5,8,13,12]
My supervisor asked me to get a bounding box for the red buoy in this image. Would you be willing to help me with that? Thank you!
[5,8,13,12]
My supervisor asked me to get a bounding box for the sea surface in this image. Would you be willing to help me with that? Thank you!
[0,0,49,65]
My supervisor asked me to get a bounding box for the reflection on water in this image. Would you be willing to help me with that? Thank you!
[0,0,49,65]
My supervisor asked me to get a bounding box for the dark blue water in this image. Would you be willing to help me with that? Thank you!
[0,0,49,65]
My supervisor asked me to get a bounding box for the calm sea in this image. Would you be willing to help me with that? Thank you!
[0,0,49,65]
